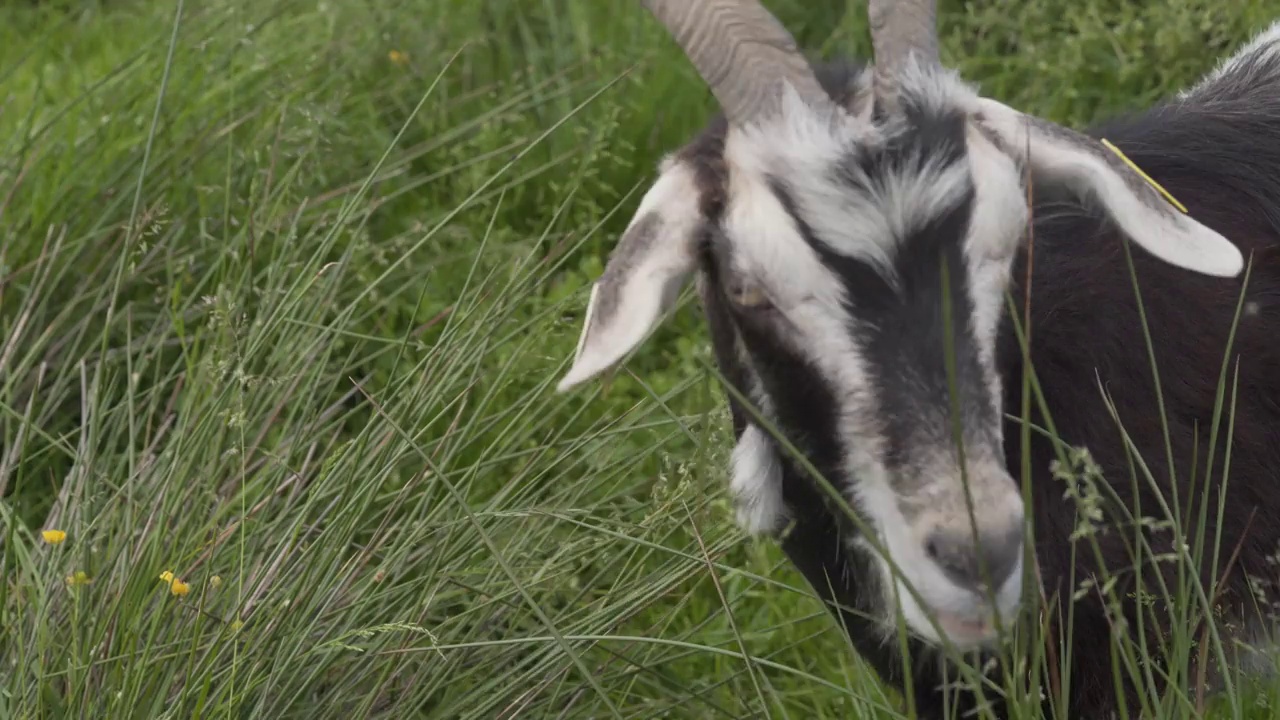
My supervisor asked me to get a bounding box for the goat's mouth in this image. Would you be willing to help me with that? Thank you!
[930,608,1005,647]
[894,572,1024,651]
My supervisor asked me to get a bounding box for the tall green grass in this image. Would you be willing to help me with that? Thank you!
[2,0,1279,717]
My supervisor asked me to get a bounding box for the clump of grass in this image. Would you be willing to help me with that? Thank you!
[2,0,1280,718]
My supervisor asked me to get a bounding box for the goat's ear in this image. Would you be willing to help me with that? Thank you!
[975,98,1244,278]
[556,161,704,392]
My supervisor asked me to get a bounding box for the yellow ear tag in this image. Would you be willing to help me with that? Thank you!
[1101,138,1189,214]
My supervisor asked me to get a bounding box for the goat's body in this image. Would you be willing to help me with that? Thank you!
[691,50,1280,719]
[560,7,1280,716]
[994,49,1280,716]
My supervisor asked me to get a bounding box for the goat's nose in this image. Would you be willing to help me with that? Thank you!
[924,518,1024,592]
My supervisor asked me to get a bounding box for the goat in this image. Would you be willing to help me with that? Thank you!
[556,1,1280,717]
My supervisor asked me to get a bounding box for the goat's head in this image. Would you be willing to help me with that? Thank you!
[556,0,1244,650]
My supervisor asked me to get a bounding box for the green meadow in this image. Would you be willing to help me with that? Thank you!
[3,1,1280,717]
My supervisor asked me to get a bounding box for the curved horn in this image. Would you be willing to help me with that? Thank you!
[641,0,834,124]
[868,0,940,107]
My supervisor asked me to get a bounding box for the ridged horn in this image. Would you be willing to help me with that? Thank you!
[641,0,835,123]
[868,0,940,108]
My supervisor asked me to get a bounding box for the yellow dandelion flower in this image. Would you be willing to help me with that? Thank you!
[210,575,222,589]
[158,570,189,596]
[42,529,67,545]
[388,50,409,66]
[65,571,91,586]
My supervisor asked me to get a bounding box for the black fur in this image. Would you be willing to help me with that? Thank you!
[682,50,1280,719]
[995,59,1280,715]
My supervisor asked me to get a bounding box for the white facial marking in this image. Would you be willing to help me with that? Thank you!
[730,84,899,275]
[891,54,982,117]
[720,117,858,327]
[732,81,976,284]
[963,125,1030,405]
[718,72,1030,648]
[858,461,1025,649]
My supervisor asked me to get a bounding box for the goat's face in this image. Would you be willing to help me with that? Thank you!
[557,1,1244,650]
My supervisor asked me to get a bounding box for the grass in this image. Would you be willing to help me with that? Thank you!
[2,0,1280,717]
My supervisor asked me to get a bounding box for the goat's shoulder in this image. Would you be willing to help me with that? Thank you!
[1093,19,1280,211]
[1079,31,1280,259]
[1180,19,1280,105]
[1007,28,1280,388]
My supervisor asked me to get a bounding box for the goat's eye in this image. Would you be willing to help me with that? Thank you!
[728,279,771,310]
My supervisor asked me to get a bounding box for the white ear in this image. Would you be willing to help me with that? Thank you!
[556,161,704,392]
[975,98,1244,278]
